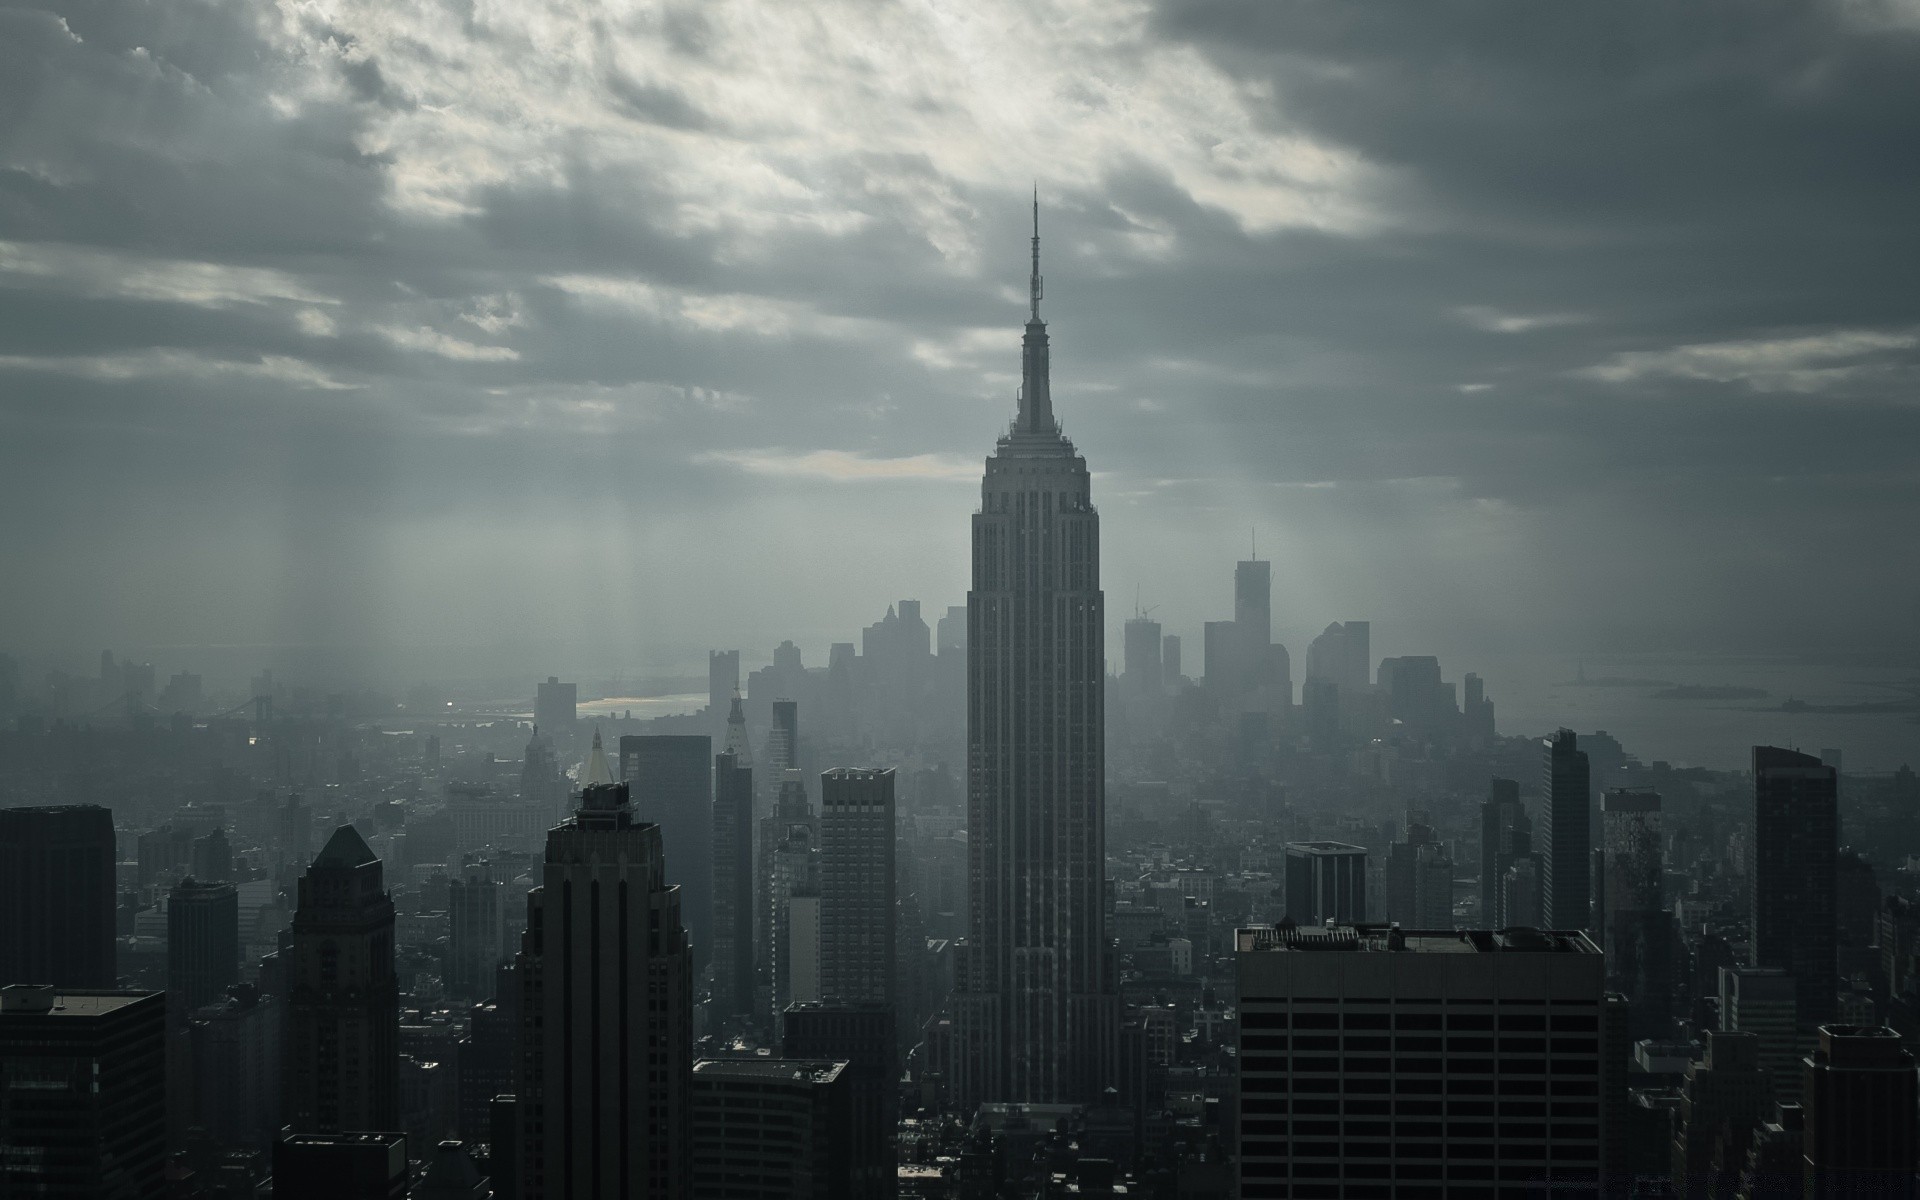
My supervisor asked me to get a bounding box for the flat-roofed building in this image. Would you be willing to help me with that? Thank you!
[1282,842,1367,926]
[1235,924,1608,1198]
[0,986,166,1199]
[690,1058,851,1200]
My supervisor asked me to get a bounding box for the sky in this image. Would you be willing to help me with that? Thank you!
[3,0,1918,685]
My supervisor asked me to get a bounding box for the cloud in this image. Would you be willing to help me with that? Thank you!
[698,448,980,483]
[1,0,1918,670]
[1578,329,1919,392]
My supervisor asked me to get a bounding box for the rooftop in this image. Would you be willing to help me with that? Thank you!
[1285,841,1367,855]
[1236,925,1599,955]
[692,1057,846,1085]
[0,986,161,1017]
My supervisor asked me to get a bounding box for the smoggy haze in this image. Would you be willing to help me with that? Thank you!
[3,0,1918,676]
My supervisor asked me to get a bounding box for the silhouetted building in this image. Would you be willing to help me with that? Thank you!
[768,700,799,773]
[1602,788,1673,1037]
[274,1131,409,1200]
[820,768,897,1006]
[0,805,117,989]
[284,825,400,1135]
[1384,822,1453,927]
[1752,746,1838,1032]
[446,872,508,1002]
[517,780,692,1200]
[0,985,166,1199]
[1672,1029,1772,1197]
[1479,778,1529,927]
[189,983,281,1151]
[167,878,240,1020]
[1721,965,1803,1104]
[1235,925,1606,1197]
[533,677,576,739]
[1282,841,1367,925]
[691,1059,852,1199]
[1162,634,1182,681]
[619,734,713,972]
[1542,729,1593,932]
[1802,1025,1918,1198]
[1122,614,1162,692]
[708,650,740,728]
[713,719,756,1018]
[783,1002,896,1200]
[953,204,1116,1108]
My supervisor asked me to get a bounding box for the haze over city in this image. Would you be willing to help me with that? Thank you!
[4,3,1920,1199]
[4,0,1918,683]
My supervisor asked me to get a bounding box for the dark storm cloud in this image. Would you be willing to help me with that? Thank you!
[1,0,1916,671]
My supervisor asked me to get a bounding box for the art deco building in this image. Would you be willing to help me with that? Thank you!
[283,825,400,1135]
[952,203,1117,1107]
[517,778,692,1199]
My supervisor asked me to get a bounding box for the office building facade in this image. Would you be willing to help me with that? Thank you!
[1541,729,1593,932]
[0,986,166,1199]
[820,767,897,1005]
[1236,924,1608,1197]
[0,805,117,989]
[1282,841,1367,926]
[619,734,714,972]
[690,1059,852,1200]
[1752,746,1838,1031]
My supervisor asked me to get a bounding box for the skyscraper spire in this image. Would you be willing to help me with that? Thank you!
[1030,186,1043,323]
[1017,189,1054,435]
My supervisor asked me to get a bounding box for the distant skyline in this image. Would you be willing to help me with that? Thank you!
[4,0,1919,668]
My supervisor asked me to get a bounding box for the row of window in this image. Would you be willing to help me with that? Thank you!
[1243,1034,1599,1053]
[1240,1010,1597,1032]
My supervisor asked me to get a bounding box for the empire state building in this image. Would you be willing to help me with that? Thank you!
[952,202,1117,1106]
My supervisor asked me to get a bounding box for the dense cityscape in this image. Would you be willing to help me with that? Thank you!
[7,2,1920,1197]
[4,209,1919,1200]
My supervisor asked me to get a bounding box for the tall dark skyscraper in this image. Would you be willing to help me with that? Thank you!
[1803,1025,1919,1195]
[1602,788,1673,1037]
[619,734,714,972]
[713,698,756,1019]
[953,203,1116,1107]
[166,878,240,1018]
[0,986,167,1199]
[283,825,400,1135]
[1479,777,1529,927]
[1752,745,1839,1031]
[517,780,692,1200]
[820,768,897,1006]
[1541,728,1593,932]
[0,805,117,989]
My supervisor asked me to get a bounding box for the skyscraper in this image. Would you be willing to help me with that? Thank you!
[0,986,167,1199]
[0,805,117,989]
[1802,1025,1919,1196]
[1602,788,1673,1037]
[167,877,240,1018]
[953,202,1116,1107]
[713,698,756,1019]
[517,780,692,1199]
[820,768,897,1006]
[283,825,400,1135]
[1122,613,1163,692]
[1542,728,1593,932]
[768,699,799,774]
[533,676,577,739]
[1479,777,1529,927]
[1752,746,1839,1032]
[690,1059,853,1200]
[619,734,714,972]
[1234,557,1271,648]
[708,650,739,728]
